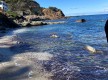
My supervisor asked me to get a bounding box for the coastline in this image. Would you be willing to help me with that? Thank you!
[18,20,65,27]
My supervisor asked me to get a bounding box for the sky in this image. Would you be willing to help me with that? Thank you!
[36,0,108,16]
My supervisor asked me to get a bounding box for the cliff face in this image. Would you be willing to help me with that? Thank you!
[5,0,65,19]
[42,7,65,20]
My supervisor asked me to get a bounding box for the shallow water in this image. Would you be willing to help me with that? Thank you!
[12,14,108,80]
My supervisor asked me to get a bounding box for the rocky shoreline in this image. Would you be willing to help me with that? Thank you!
[0,13,65,31]
[0,32,53,80]
[15,20,65,27]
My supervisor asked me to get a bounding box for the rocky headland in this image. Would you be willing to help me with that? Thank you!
[0,0,65,29]
[5,0,65,20]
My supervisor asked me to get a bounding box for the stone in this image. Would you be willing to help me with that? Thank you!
[50,34,59,38]
[21,21,31,27]
[85,45,96,53]
[76,19,86,23]
[30,21,46,26]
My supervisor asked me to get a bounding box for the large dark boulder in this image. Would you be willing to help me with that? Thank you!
[0,13,19,29]
[76,19,86,23]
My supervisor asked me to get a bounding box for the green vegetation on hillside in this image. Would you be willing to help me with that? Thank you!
[4,0,42,15]
[2,0,65,19]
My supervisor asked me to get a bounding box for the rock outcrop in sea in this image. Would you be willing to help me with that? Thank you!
[76,19,86,23]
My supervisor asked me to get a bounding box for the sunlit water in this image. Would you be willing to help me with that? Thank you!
[12,14,108,80]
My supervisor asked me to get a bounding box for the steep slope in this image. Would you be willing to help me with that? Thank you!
[5,0,65,19]
[42,7,65,20]
[5,0,42,15]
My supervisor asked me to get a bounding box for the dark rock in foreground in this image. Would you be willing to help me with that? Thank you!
[0,13,19,30]
[42,7,65,20]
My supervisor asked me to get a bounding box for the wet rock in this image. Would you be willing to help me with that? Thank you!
[30,21,47,26]
[46,21,65,25]
[50,34,59,38]
[76,19,86,23]
[14,16,26,23]
[20,21,65,27]
[96,50,103,54]
[85,45,96,53]
[21,21,31,27]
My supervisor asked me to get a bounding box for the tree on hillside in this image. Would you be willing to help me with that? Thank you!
[3,0,42,15]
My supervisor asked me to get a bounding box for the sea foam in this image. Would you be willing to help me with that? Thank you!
[13,28,28,34]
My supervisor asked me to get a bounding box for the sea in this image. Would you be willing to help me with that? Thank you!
[11,14,108,80]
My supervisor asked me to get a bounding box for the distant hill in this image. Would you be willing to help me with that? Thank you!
[4,0,65,19]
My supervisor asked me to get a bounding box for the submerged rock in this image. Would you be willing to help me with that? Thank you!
[50,34,59,38]
[85,45,96,53]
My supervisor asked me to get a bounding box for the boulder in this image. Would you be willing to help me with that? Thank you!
[85,45,96,53]
[14,16,26,23]
[21,21,31,27]
[50,34,59,38]
[30,21,47,26]
[76,19,86,23]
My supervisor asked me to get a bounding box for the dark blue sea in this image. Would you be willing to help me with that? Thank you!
[12,14,108,80]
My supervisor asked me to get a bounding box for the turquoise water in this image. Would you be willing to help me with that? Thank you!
[12,14,108,80]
